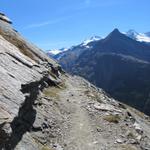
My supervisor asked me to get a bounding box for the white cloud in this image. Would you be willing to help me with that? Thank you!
[24,16,71,29]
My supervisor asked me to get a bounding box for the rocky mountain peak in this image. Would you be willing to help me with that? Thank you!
[105,28,124,40]
[89,35,101,41]
[126,29,139,37]
[110,28,120,34]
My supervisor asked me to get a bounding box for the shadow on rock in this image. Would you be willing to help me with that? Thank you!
[3,81,40,150]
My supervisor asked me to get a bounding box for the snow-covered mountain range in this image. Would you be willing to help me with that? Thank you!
[46,36,101,56]
[46,30,150,57]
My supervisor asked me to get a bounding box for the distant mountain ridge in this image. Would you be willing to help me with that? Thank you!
[50,28,150,115]
[47,29,150,58]
[46,36,101,59]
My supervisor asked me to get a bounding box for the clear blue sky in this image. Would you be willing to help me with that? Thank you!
[0,0,150,50]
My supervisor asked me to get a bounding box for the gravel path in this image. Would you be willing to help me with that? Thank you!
[58,76,105,150]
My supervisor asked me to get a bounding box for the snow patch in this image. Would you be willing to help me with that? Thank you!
[48,48,68,55]
[48,49,62,55]
[136,33,150,43]
[125,30,150,43]
[82,36,101,46]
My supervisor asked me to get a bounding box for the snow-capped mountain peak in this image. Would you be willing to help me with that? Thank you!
[126,29,139,38]
[46,48,68,56]
[47,49,62,55]
[125,29,150,43]
[82,36,101,46]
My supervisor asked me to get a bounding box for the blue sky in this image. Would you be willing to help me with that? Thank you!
[0,0,150,50]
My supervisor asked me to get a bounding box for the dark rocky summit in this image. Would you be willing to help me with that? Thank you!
[0,14,150,150]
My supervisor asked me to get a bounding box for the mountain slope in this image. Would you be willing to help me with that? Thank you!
[72,53,150,114]
[55,29,150,116]
[53,36,101,72]
[0,13,62,149]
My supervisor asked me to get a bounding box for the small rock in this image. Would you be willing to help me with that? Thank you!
[115,138,124,144]
[94,103,114,111]
[128,139,138,144]
[0,13,12,24]
[93,141,98,144]
[94,103,122,113]
[136,135,142,141]
[133,122,143,134]
[53,144,63,150]
[97,127,102,132]
[118,103,126,109]
[0,122,12,137]
[127,111,132,117]
[64,143,67,147]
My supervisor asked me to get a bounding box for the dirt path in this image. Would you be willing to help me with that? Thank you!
[58,76,101,150]
[66,105,98,150]
[45,75,150,150]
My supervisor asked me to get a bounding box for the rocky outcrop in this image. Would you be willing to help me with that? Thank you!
[0,13,62,149]
[0,13,12,24]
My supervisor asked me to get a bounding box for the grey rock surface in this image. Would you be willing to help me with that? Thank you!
[0,13,62,149]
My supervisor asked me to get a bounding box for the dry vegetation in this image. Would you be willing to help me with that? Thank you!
[43,81,67,99]
[84,89,102,103]
[42,146,53,150]
[103,114,121,123]
[0,29,35,61]
[121,144,137,150]
[43,87,61,99]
